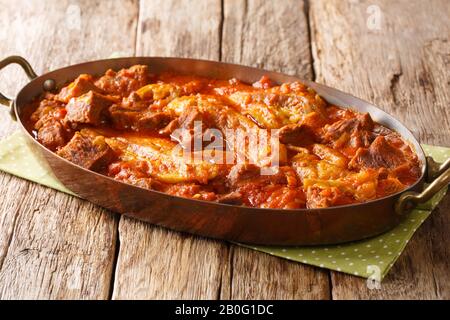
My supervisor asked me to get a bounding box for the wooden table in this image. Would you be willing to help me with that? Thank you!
[0,0,448,300]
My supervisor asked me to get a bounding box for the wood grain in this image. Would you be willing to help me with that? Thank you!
[0,0,139,299]
[0,0,448,300]
[310,0,450,299]
[221,0,312,76]
[220,0,330,299]
[111,0,229,300]
[112,219,229,299]
[136,0,222,59]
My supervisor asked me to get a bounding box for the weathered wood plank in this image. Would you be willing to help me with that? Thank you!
[0,0,139,299]
[111,0,228,300]
[220,0,330,299]
[310,0,450,299]
[136,0,222,58]
[221,0,312,76]
[113,219,229,299]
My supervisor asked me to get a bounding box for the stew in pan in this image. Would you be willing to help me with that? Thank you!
[26,65,421,209]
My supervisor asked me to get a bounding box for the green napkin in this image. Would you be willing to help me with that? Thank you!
[0,132,75,195]
[0,131,448,280]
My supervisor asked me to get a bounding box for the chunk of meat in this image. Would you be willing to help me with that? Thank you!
[301,111,327,129]
[158,106,232,154]
[217,191,244,205]
[305,187,354,209]
[108,91,173,131]
[278,123,316,146]
[291,151,320,181]
[109,104,173,131]
[163,183,217,201]
[108,160,158,190]
[65,91,116,125]
[159,108,204,136]
[31,99,65,123]
[227,163,296,188]
[120,92,152,110]
[312,144,349,168]
[227,163,264,186]
[95,65,150,96]
[158,108,207,152]
[348,136,406,170]
[329,113,374,135]
[233,183,305,209]
[324,113,374,149]
[57,74,103,103]
[372,123,393,136]
[32,99,69,150]
[57,132,116,171]
[37,120,67,151]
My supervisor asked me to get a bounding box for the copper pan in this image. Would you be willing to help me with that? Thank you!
[1,56,449,245]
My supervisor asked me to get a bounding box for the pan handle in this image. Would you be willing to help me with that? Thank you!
[395,157,450,215]
[0,56,38,107]
[426,156,450,182]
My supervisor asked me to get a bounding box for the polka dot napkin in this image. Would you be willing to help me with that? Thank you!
[0,131,448,280]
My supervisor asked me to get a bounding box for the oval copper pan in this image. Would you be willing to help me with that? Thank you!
[12,57,427,245]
